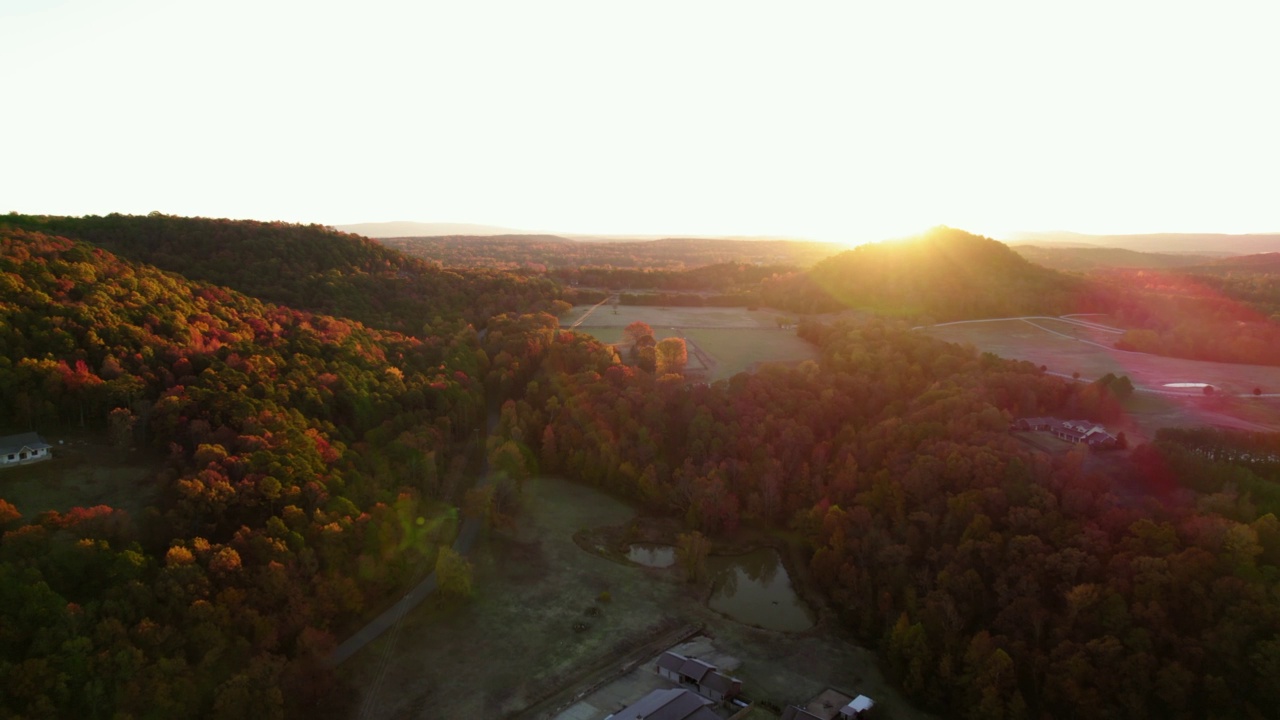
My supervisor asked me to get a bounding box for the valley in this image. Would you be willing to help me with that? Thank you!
[3,217,1279,720]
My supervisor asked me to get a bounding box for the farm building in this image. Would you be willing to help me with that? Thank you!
[654,651,742,703]
[1,432,52,467]
[1014,418,1118,450]
[606,688,720,720]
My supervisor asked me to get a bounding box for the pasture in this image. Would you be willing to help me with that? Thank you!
[923,318,1280,435]
[566,305,820,382]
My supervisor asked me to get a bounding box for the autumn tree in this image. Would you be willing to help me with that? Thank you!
[623,321,654,352]
[107,406,136,453]
[655,337,688,376]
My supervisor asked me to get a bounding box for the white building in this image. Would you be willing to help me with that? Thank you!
[1,433,52,466]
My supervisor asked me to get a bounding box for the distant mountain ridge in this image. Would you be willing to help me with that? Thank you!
[1005,231,1280,255]
[334,221,529,238]
[1011,246,1206,271]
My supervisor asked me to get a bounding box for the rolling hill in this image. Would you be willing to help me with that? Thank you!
[761,227,1087,320]
[0,224,486,718]
[1,214,563,334]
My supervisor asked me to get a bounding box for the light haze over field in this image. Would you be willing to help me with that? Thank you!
[3,0,1277,243]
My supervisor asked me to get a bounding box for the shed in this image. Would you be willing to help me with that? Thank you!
[657,651,686,682]
[700,671,742,702]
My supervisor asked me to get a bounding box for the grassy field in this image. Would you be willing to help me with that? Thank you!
[0,431,159,518]
[342,477,933,720]
[924,319,1280,436]
[566,305,820,382]
[564,304,787,330]
[925,319,1280,395]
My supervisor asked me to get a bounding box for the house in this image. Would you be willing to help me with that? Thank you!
[1,433,52,467]
[1052,425,1088,443]
[655,651,743,702]
[606,688,720,720]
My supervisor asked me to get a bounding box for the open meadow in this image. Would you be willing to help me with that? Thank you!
[0,431,158,518]
[565,305,820,382]
[924,318,1280,437]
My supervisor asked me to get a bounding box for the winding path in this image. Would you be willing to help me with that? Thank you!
[335,401,499,718]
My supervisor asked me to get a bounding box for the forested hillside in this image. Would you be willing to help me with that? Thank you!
[1,214,565,334]
[0,227,484,718]
[1098,270,1280,365]
[761,228,1086,319]
[490,318,1280,719]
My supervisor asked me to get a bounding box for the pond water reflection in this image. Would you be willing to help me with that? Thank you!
[707,548,814,632]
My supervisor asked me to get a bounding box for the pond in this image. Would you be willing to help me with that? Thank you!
[1164,382,1211,388]
[627,543,676,568]
[706,548,815,632]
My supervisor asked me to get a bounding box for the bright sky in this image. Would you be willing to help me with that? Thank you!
[3,0,1277,243]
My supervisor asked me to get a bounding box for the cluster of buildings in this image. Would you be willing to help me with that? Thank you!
[655,651,742,703]
[1013,417,1120,450]
[603,648,874,720]
[0,433,52,467]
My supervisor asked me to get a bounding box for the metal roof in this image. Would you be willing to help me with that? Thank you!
[700,671,740,694]
[611,688,718,720]
[0,433,51,455]
[657,651,686,672]
[677,657,717,683]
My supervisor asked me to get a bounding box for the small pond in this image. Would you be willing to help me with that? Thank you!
[627,543,676,568]
[1164,382,1211,388]
[707,548,815,632]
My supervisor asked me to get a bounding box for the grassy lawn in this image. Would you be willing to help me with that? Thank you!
[682,328,819,380]
[569,305,820,382]
[0,431,160,518]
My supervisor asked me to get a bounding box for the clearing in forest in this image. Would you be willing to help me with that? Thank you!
[0,431,158,518]
[566,305,820,381]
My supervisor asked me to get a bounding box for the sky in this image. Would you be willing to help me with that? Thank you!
[2,0,1278,244]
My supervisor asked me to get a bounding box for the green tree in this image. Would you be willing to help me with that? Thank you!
[675,530,710,584]
[436,547,473,599]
